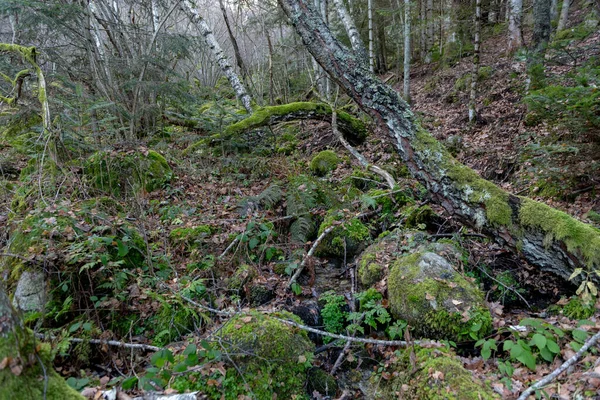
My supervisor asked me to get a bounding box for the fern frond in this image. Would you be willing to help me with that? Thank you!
[290,215,314,244]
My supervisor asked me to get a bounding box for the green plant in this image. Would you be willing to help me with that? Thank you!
[236,219,281,262]
[505,319,564,370]
[320,291,347,342]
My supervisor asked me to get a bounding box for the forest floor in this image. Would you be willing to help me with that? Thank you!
[1,7,600,400]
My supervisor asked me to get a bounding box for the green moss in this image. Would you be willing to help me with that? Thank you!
[562,297,595,320]
[371,347,498,399]
[519,198,600,268]
[310,150,340,176]
[307,368,337,396]
[227,264,256,291]
[358,252,384,287]
[217,311,314,399]
[169,225,212,249]
[223,102,367,140]
[405,205,435,228]
[388,252,491,341]
[83,149,172,196]
[317,210,371,258]
[446,163,512,227]
[0,329,83,400]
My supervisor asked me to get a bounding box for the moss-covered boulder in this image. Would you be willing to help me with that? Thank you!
[388,251,491,341]
[83,149,172,196]
[217,310,314,399]
[369,347,498,399]
[316,210,371,258]
[310,150,341,176]
[0,330,83,399]
[357,229,465,288]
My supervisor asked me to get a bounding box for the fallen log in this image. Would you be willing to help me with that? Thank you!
[184,102,367,154]
[277,0,600,284]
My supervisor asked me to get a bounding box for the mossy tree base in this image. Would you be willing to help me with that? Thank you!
[278,1,600,286]
[185,102,367,154]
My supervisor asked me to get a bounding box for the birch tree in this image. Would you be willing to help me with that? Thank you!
[183,0,253,113]
[331,0,368,64]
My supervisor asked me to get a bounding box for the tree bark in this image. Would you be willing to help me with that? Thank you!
[557,0,571,31]
[218,0,249,82]
[469,0,482,123]
[277,0,600,284]
[183,0,253,114]
[331,0,369,65]
[0,282,83,399]
[368,0,375,72]
[532,0,552,53]
[403,0,411,103]
[508,0,524,52]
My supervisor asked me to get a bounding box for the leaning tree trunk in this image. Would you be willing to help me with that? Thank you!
[277,0,600,284]
[331,0,369,65]
[183,0,253,114]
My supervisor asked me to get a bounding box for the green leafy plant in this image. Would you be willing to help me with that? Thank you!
[320,291,347,342]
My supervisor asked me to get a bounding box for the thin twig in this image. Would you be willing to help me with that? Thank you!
[517,330,600,400]
[218,236,239,260]
[287,225,337,288]
[35,333,162,352]
[271,316,444,348]
[473,264,531,308]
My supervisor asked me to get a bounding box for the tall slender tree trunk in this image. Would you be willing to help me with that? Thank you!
[551,0,559,22]
[404,0,411,103]
[425,0,434,62]
[532,0,552,52]
[368,0,375,72]
[469,0,482,123]
[331,0,369,64]
[557,0,571,31]
[278,0,600,285]
[489,0,498,22]
[218,0,249,82]
[183,0,253,113]
[508,0,524,51]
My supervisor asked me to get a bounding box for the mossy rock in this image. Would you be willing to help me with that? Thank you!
[217,310,314,399]
[0,330,83,399]
[310,150,340,177]
[358,229,464,288]
[83,149,172,196]
[316,210,371,258]
[388,251,491,341]
[226,264,256,291]
[370,347,498,399]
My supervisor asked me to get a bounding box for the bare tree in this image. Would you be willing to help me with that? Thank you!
[403,0,411,103]
[557,0,571,31]
[183,0,253,113]
[508,0,523,52]
[469,0,482,123]
[332,0,368,64]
